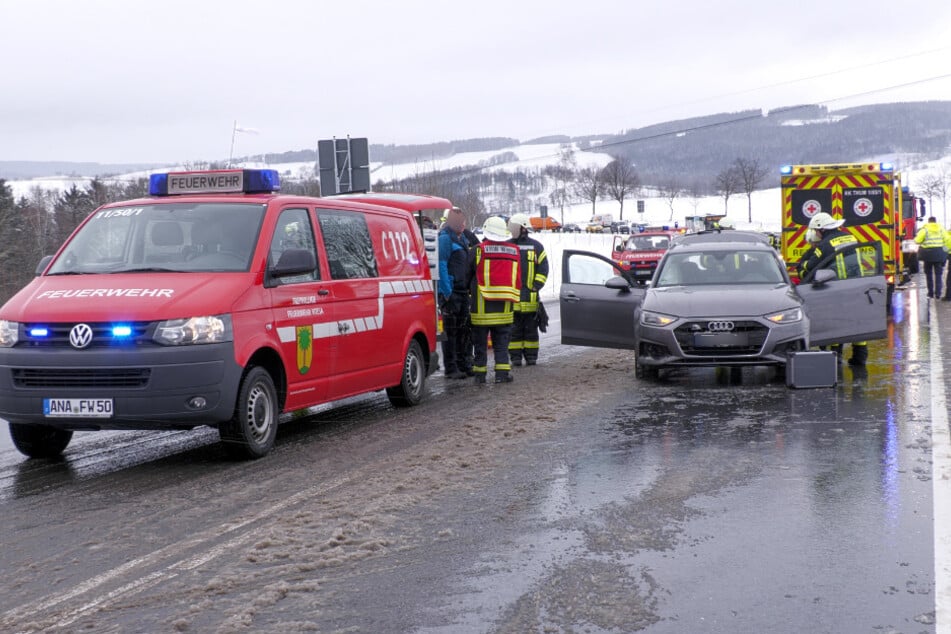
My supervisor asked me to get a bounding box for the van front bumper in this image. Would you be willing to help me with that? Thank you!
[0,343,243,430]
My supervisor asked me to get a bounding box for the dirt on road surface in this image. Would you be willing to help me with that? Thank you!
[1,347,636,633]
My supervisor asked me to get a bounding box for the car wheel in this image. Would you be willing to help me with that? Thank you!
[635,359,659,380]
[9,423,73,459]
[387,340,427,407]
[219,366,278,459]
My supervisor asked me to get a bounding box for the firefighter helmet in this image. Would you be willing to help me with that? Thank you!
[508,213,532,236]
[482,216,511,241]
[808,212,844,231]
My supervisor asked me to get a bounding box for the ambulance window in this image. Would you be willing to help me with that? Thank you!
[270,208,319,284]
[317,210,379,280]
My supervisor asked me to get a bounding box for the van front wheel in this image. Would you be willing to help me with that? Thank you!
[9,423,73,459]
[387,340,426,407]
[219,366,278,459]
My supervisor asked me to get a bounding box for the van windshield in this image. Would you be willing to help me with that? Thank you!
[47,203,267,275]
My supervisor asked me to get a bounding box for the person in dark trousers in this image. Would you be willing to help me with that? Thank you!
[915,216,947,299]
[797,212,868,366]
[506,214,549,366]
[468,216,521,384]
[437,208,473,379]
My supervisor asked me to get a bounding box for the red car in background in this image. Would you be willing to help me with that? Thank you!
[612,230,677,282]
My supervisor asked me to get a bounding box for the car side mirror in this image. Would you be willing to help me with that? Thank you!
[271,249,316,277]
[605,276,631,292]
[35,255,53,276]
[811,269,836,286]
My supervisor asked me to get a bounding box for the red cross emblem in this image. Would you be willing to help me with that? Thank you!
[853,197,873,217]
[802,200,821,218]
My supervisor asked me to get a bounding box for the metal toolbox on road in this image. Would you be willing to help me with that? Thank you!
[785,351,837,389]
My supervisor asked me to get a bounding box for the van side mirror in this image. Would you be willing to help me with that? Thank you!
[605,276,631,292]
[35,255,53,276]
[811,269,837,286]
[271,249,316,277]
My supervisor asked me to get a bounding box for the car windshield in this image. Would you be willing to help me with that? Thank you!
[625,235,669,251]
[655,250,786,287]
[46,202,267,275]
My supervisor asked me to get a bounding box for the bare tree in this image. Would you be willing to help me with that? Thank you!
[601,158,639,220]
[714,165,742,215]
[550,144,577,223]
[572,166,602,216]
[919,173,942,221]
[734,158,769,223]
[686,181,705,215]
[657,179,684,221]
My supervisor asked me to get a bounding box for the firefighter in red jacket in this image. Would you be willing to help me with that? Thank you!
[468,216,521,384]
[507,214,549,366]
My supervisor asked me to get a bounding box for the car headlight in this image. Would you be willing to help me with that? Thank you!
[0,320,19,348]
[641,311,677,327]
[765,308,802,324]
[153,315,232,345]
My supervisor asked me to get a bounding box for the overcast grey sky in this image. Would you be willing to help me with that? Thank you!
[1,0,949,164]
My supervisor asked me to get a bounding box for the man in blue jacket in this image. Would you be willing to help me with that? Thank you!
[438,208,473,379]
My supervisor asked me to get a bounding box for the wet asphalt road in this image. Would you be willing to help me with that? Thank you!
[0,290,943,632]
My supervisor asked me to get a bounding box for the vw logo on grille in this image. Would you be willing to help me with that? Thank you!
[69,323,94,349]
[707,321,735,332]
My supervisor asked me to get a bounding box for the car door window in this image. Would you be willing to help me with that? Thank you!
[270,208,319,285]
[803,242,882,282]
[567,253,624,285]
[317,209,379,280]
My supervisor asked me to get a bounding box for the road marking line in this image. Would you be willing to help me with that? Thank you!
[1,473,354,629]
[930,308,951,633]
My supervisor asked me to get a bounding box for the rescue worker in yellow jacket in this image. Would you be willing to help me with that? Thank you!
[506,214,549,366]
[914,216,948,299]
[943,226,951,301]
[796,212,868,366]
[468,216,521,384]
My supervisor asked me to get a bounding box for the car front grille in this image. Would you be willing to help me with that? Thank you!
[674,320,769,356]
[21,322,153,348]
[12,368,151,389]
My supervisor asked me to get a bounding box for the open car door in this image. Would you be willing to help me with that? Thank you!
[560,250,644,349]
[796,242,887,347]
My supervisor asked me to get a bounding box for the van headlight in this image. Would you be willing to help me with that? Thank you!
[153,315,232,345]
[765,308,802,324]
[641,311,677,327]
[0,320,19,347]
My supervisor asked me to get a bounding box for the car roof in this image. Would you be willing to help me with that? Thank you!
[668,231,775,253]
[671,230,772,247]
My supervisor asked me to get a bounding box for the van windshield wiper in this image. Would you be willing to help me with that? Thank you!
[45,270,88,276]
[106,267,182,274]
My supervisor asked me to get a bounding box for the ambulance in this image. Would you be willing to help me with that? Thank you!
[0,169,439,459]
[780,162,904,307]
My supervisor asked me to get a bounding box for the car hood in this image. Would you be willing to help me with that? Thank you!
[644,284,801,318]
[0,273,256,322]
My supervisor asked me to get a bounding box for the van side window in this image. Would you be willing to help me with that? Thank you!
[317,210,379,280]
[270,208,319,284]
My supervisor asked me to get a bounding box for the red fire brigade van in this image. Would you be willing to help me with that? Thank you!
[0,169,438,459]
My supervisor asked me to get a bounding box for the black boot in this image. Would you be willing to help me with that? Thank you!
[494,372,514,383]
[848,345,868,367]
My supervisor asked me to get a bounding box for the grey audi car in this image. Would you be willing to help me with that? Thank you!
[560,231,887,378]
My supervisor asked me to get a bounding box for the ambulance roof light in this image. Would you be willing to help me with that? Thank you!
[779,165,793,175]
[148,169,281,196]
[880,162,894,171]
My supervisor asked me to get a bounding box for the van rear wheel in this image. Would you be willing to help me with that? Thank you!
[9,423,73,459]
[219,366,278,459]
[387,340,426,407]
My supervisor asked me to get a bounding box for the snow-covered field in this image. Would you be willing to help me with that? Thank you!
[6,140,949,236]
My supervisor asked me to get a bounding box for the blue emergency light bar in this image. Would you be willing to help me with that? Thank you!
[779,165,793,175]
[149,169,281,196]
[880,162,894,171]
[29,327,49,337]
[112,325,133,338]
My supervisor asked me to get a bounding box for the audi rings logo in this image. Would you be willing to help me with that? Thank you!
[69,323,94,349]
[707,321,735,332]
